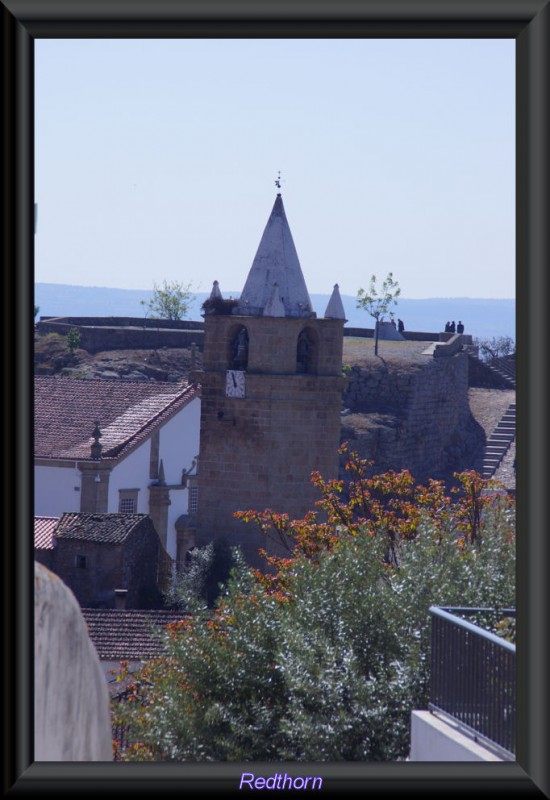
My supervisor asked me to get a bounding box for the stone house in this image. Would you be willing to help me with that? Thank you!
[34,377,200,565]
[34,512,172,609]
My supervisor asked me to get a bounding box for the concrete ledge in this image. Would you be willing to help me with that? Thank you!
[433,333,464,358]
[409,710,507,761]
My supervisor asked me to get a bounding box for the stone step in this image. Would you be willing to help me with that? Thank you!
[477,401,516,478]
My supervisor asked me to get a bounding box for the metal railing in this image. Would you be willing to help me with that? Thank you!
[429,606,516,759]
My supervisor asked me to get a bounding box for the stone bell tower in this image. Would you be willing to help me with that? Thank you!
[194,193,346,566]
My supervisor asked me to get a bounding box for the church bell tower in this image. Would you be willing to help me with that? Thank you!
[195,193,346,566]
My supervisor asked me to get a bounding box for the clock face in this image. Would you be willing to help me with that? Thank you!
[225,369,246,398]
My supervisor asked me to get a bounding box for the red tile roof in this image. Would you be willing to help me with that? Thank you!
[34,516,59,549]
[81,608,188,661]
[34,376,199,461]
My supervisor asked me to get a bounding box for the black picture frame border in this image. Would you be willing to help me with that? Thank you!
[3,0,548,796]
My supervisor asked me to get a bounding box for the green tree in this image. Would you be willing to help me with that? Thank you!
[165,537,238,610]
[34,304,40,320]
[141,280,194,321]
[66,327,81,354]
[356,273,401,356]
[112,452,515,762]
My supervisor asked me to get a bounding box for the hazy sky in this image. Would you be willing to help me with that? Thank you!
[35,38,515,299]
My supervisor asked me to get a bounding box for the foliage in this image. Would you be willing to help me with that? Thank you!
[34,304,40,320]
[66,326,81,354]
[112,449,515,762]
[165,538,238,610]
[474,335,515,361]
[356,273,401,356]
[141,279,194,321]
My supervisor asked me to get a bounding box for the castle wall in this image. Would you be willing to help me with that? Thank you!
[342,352,485,483]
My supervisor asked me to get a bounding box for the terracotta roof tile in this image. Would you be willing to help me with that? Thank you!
[81,608,187,661]
[54,512,154,544]
[34,516,59,550]
[34,376,199,461]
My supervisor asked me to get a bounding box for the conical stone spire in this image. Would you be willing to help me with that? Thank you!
[235,194,315,318]
[324,284,347,320]
[263,282,285,317]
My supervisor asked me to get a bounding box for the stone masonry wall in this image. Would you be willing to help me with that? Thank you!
[196,371,345,567]
[342,352,485,484]
[51,526,163,609]
[37,318,204,353]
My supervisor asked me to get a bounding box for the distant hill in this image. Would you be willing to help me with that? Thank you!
[35,283,515,342]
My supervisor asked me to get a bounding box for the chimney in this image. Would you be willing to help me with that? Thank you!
[114,589,128,610]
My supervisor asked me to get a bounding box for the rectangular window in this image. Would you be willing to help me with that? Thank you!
[189,485,199,514]
[119,489,139,514]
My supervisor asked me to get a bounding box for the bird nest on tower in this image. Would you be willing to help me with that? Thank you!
[201,297,240,316]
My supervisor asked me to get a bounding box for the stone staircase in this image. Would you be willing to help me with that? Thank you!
[476,402,516,478]
[486,355,516,389]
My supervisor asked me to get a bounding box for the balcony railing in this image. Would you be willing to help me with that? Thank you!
[429,606,516,759]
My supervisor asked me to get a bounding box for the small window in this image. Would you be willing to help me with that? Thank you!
[119,489,139,514]
[189,485,199,514]
[75,555,87,569]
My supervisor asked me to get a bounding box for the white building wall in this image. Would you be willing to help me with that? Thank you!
[160,398,201,558]
[106,396,200,560]
[107,442,150,512]
[409,711,506,761]
[34,397,201,561]
[35,464,81,517]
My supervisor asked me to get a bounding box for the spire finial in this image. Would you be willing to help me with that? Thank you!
[91,420,102,460]
[275,170,282,190]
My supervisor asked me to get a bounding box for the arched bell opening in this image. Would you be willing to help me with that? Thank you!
[296,327,319,374]
[227,325,249,370]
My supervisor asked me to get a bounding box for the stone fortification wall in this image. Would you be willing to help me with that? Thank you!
[342,352,485,484]
[37,317,204,353]
[34,563,113,760]
[37,317,470,354]
[39,316,205,330]
[345,327,473,344]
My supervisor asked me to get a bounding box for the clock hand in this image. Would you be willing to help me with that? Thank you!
[232,373,237,387]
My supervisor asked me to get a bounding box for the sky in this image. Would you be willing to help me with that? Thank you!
[35,38,515,300]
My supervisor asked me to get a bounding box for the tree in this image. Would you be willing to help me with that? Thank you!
[141,280,194,321]
[474,335,515,361]
[164,537,238,610]
[66,327,81,354]
[112,449,515,762]
[356,273,401,356]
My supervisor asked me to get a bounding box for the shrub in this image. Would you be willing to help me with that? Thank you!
[112,451,515,761]
[66,327,81,354]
